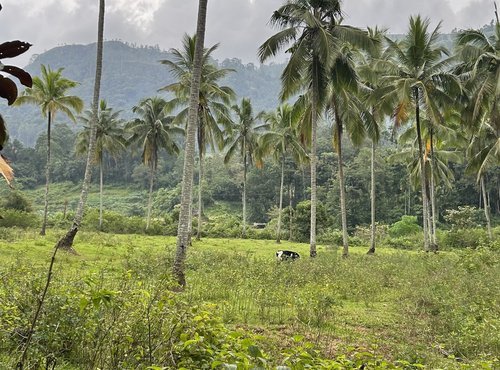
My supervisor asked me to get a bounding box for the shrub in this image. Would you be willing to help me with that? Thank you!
[383,233,423,250]
[1,191,32,212]
[318,228,343,245]
[444,206,483,229]
[0,209,39,228]
[439,227,490,250]
[389,215,422,237]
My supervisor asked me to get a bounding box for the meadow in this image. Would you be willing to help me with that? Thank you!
[0,230,499,369]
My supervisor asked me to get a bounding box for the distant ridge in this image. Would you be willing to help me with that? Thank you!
[1,41,284,146]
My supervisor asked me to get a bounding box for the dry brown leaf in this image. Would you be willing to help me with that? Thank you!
[0,154,14,188]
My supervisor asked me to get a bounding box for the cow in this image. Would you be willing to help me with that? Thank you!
[276,250,300,261]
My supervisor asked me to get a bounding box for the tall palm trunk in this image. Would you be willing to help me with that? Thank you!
[196,123,204,240]
[173,0,208,288]
[309,60,319,257]
[481,175,493,240]
[197,151,203,240]
[146,165,155,230]
[335,113,349,258]
[289,183,293,241]
[99,156,103,230]
[55,0,105,252]
[429,130,438,251]
[414,89,430,251]
[276,154,285,243]
[367,140,376,254]
[40,111,52,236]
[242,138,247,238]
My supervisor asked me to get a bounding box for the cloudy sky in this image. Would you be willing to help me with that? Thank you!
[1,0,495,67]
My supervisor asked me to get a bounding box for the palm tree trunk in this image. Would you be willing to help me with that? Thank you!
[414,89,430,251]
[55,0,105,252]
[429,129,438,252]
[335,118,349,258]
[309,65,318,258]
[367,140,376,255]
[196,151,203,240]
[289,183,293,241]
[40,111,52,236]
[276,155,285,243]
[242,143,247,238]
[146,165,154,230]
[173,0,208,288]
[99,156,103,230]
[481,175,493,240]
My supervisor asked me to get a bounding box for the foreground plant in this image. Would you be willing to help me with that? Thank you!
[0,3,32,187]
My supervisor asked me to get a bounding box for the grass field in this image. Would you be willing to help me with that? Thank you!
[1,230,499,369]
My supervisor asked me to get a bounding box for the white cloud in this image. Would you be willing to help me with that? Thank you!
[0,0,494,67]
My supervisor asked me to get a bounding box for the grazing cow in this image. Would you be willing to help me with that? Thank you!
[276,250,300,261]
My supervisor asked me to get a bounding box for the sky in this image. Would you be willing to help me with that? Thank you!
[0,0,495,67]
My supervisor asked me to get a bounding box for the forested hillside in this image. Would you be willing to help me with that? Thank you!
[1,41,283,146]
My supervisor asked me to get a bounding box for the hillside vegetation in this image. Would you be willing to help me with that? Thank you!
[1,41,283,147]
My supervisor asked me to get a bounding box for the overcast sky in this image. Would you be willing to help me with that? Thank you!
[1,0,495,67]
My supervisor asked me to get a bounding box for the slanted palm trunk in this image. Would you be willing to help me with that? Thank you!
[55,0,105,252]
[40,111,52,236]
[309,70,318,258]
[481,176,493,240]
[414,89,430,251]
[146,165,155,230]
[173,0,208,288]
[242,142,247,238]
[335,117,349,258]
[368,140,376,254]
[99,157,103,230]
[276,154,285,243]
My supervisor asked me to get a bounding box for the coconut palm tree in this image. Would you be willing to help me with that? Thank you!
[173,0,209,288]
[327,42,378,257]
[357,27,393,254]
[127,97,183,229]
[259,104,308,243]
[160,34,235,240]
[225,98,265,238]
[456,19,500,239]
[15,64,83,235]
[55,0,105,252]
[75,100,126,230]
[378,15,460,251]
[259,0,372,257]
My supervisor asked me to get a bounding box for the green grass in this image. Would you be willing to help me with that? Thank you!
[4,182,148,216]
[1,230,499,369]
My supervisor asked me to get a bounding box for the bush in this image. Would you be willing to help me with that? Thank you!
[383,233,423,250]
[204,215,242,238]
[389,215,422,237]
[0,209,39,228]
[318,228,343,245]
[1,191,32,212]
[439,227,490,250]
[444,206,483,229]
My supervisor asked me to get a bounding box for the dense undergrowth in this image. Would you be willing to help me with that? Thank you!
[0,231,499,369]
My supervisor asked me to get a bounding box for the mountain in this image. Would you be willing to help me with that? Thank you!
[1,41,284,147]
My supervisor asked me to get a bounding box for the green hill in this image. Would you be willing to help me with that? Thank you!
[1,40,284,146]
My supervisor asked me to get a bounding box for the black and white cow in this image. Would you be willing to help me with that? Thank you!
[276,250,300,261]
